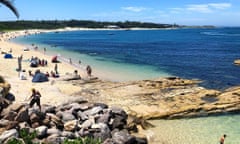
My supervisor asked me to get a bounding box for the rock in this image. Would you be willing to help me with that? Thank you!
[0,129,18,143]
[47,128,61,136]
[0,119,10,127]
[45,134,65,144]
[46,113,64,129]
[92,123,111,141]
[18,122,30,129]
[15,107,29,122]
[77,111,88,121]
[61,131,75,139]
[3,111,17,121]
[96,110,111,124]
[5,121,18,130]
[35,126,48,138]
[80,118,94,129]
[112,130,136,144]
[94,103,108,109]
[41,104,56,114]
[110,115,127,130]
[61,112,76,122]
[84,106,103,116]
[103,138,115,144]
[64,120,78,132]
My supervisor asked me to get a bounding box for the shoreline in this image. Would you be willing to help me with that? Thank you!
[1,28,240,144]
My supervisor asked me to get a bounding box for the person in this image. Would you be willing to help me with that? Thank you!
[86,65,92,77]
[19,69,27,80]
[43,47,46,54]
[29,88,41,111]
[69,58,72,64]
[219,134,226,144]
[54,63,58,74]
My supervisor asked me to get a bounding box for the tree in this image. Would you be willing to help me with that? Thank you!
[0,0,19,18]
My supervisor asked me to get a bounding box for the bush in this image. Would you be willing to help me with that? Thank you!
[63,137,102,144]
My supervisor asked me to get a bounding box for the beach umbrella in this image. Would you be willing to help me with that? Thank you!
[0,0,19,18]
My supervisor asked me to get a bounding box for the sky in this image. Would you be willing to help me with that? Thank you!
[0,0,240,26]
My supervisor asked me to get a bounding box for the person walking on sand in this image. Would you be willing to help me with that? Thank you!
[29,88,41,111]
[219,134,226,144]
[86,65,92,77]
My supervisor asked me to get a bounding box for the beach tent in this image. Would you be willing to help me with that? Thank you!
[32,73,48,83]
[4,53,13,59]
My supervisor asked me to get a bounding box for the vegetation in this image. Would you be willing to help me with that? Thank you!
[0,20,178,31]
[63,137,102,144]
[6,128,101,144]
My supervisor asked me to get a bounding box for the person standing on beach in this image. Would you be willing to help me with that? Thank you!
[29,88,41,111]
[54,63,58,74]
[43,47,46,55]
[17,54,23,72]
[69,58,72,64]
[219,134,226,144]
[86,65,92,77]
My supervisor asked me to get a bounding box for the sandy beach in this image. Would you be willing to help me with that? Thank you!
[0,29,91,106]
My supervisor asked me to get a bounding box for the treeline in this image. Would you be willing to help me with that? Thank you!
[0,20,177,30]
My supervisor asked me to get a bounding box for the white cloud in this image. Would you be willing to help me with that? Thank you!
[186,3,231,13]
[187,4,213,13]
[121,6,147,12]
[208,3,232,9]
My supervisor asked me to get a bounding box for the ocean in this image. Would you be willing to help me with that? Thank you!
[12,27,240,143]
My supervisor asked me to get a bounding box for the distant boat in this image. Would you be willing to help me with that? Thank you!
[108,33,114,35]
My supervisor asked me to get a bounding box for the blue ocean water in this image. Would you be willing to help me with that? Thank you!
[13,27,240,89]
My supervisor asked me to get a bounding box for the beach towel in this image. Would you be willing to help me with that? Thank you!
[4,53,13,59]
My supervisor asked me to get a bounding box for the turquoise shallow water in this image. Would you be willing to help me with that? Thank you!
[147,115,240,144]
[12,34,171,81]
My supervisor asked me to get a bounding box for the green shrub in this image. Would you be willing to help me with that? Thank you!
[63,137,102,144]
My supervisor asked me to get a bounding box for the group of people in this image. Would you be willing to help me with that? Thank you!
[30,56,48,67]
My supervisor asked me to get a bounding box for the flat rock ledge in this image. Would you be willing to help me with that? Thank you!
[0,100,147,144]
[61,77,240,120]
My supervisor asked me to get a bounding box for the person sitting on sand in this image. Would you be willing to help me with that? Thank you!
[73,70,81,79]
[19,69,27,80]
[29,88,41,111]
[45,71,50,77]
[51,71,59,78]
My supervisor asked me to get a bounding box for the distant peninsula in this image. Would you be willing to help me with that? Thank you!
[0,20,215,31]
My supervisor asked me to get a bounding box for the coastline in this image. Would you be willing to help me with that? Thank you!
[1,28,240,143]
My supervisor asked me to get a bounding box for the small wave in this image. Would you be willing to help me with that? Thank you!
[201,32,240,36]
